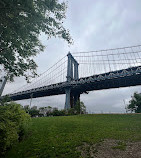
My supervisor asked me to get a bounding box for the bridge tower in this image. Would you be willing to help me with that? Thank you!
[65,53,80,110]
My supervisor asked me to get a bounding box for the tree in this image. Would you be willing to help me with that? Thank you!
[28,109,39,117]
[0,102,30,155]
[0,95,11,106]
[75,101,86,114]
[23,105,30,113]
[127,92,141,113]
[52,109,60,116]
[0,0,72,81]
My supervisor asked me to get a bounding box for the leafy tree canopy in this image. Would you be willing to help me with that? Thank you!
[0,102,30,155]
[0,0,72,81]
[75,101,86,114]
[127,92,141,113]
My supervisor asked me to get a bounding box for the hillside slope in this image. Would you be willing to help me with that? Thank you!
[5,114,141,158]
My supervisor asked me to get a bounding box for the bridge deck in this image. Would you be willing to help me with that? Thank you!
[7,66,141,101]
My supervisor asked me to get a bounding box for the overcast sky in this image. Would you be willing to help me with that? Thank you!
[3,0,141,113]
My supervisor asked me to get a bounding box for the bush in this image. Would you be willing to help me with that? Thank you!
[52,109,66,116]
[0,102,30,156]
[29,109,39,117]
[67,108,77,115]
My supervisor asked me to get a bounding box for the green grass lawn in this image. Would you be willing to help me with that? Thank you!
[5,114,141,158]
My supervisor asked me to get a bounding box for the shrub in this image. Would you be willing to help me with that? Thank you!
[0,102,30,156]
[67,108,77,115]
[29,109,39,117]
[52,109,66,116]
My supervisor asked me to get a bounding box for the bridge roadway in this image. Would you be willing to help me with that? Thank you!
[8,66,141,101]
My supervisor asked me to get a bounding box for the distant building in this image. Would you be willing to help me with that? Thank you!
[39,106,58,116]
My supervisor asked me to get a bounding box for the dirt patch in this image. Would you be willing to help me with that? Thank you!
[77,139,141,158]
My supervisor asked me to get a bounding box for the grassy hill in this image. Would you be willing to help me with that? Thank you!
[5,114,141,158]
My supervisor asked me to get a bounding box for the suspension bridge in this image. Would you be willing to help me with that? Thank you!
[1,45,141,109]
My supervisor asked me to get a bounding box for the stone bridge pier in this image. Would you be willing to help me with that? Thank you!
[65,53,80,110]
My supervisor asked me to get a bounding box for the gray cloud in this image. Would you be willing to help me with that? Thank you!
[3,0,141,113]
